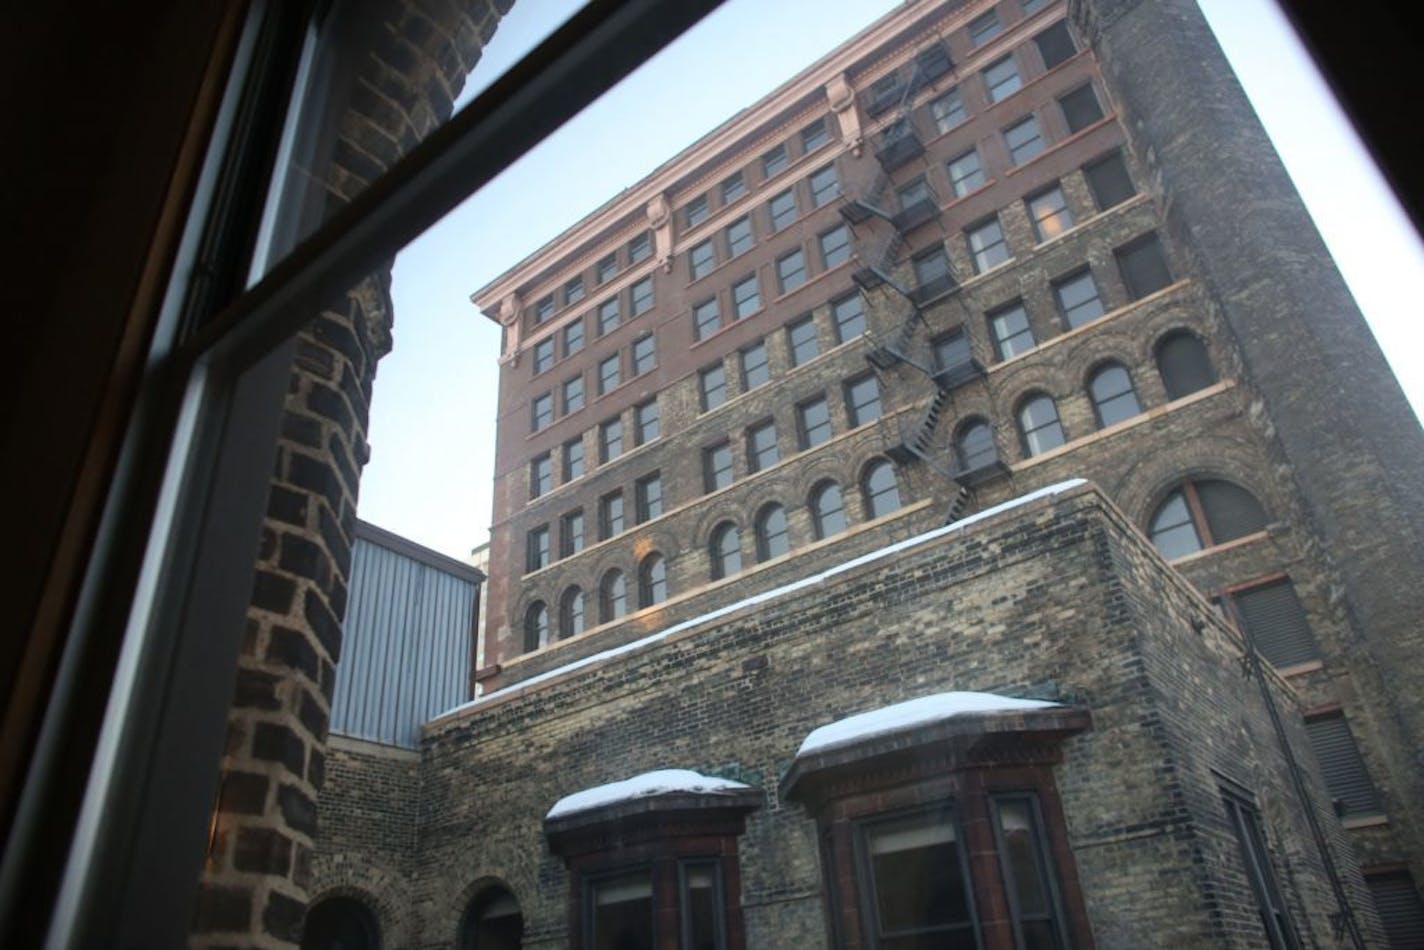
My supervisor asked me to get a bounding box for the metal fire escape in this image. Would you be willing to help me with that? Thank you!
[841,41,1006,523]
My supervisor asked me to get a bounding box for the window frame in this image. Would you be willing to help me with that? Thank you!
[844,373,882,427]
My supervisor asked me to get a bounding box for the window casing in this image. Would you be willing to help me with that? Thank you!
[599,492,625,540]
[797,396,833,449]
[563,439,585,482]
[819,224,852,268]
[967,218,1010,272]
[533,338,554,374]
[560,509,585,558]
[1005,115,1046,165]
[693,298,721,341]
[703,442,734,493]
[563,374,585,414]
[1088,363,1142,427]
[810,481,847,539]
[740,341,769,391]
[845,374,882,427]
[531,454,552,499]
[931,88,966,133]
[638,554,667,607]
[787,315,819,366]
[635,473,663,522]
[630,275,654,315]
[710,522,742,579]
[983,55,1023,102]
[762,143,788,177]
[689,239,716,280]
[947,148,985,197]
[1053,269,1105,328]
[1027,185,1074,241]
[832,294,866,342]
[700,364,728,411]
[598,298,621,336]
[862,460,901,518]
[777,248,807,293]
[634,399,659,445]
[631,334,656,376]
[746,420,779,473]
[769,189,797,230]
[598,354,621,395]
[1147,478,1267,559]
[1018,394,1066,456]
[599,417,623,463]
[725,216,753,257]
[809,164,839,207]
[990,303,1035,360]
[732,275,761,318]
[526,526,551,573]
[755,504,790,561]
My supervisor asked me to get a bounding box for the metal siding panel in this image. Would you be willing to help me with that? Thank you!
[1305,714,1381,817]
[1368,873,1424,949]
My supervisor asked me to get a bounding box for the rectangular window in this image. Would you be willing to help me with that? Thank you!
[867,72,903,115]
[599,492,625,539]
[845,373,882,426]
[693,298,721,341]
[934,330,971,372]
[915,42,953,83]
[563,374,585,413]
[563,318,585,356]
[898,176,931,210]
[990,302,1036,359]
[700,363,727,411]
[1305,712,1383,818]
[630,275,654,315]
[564,275,585,306]
[762,143,788,177]
[526,526,551,573]
[634,399,659,445]
[1116,233,1173,299]
[857,806,976,945]
[1230,578,1321,668]
[635,472,663,522]
[1026,185,1074,241]
[534,294,555,324]
[732,275,761,318]
[777,248,807,293]
[1021,0,1047,11]
[801,116,830,151]
[746,420,780,472]
[740,340,769,390]
[808,163,839,207]
[819,224,852,268]
[1004,114,1046,165]
[1084,150,1136,210]
[596,253,617,284]
[530,454,552,499]
[598,354,621,395]
[628,231,652,263]
[968,8,1002,45]
[1034,19,1077,70]
[599,417,624,463]
[631,334,656,376]
[832,294,866,343]
[560,509,585,557]
[983,55,1022,102]
[703,441,735,492]
[913,246,954,293]
[797,396,832,449]
[1221,792,1300,950]
[1059,83,1104,133]
[689,239,716,280]
[946,148,985,197]
[967,217,1011,272]
[1053,269,1105,328]
[598,298,621,336]
[990,795,1069,950]
[685,194,709,228]
[531,392,554,432]
[787,315,819,366]
[769,189,798,230]
[931,87,967,133]
[532,337,555,375]
[725,216,753,257]
[721,171,746,204]
[563,438,584,482]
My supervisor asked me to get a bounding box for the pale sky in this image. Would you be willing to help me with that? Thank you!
[356,0,1424,560]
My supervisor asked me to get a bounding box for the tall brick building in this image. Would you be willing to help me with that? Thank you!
[302,0,1424,946]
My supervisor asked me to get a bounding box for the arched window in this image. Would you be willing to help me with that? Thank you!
[810,481,846,540]
[457,885,524,950]
[1088,363,1142,427]
[755,504,790,561]
[523,602,549,653]
[599,570,626,623]
[710,522,741,579]
[638,554,667,608]
[954,418,998,473]
[301,896,381,950]
[1148,478,1268,559]
[861,460,902,519]
[560,587,585,639]
[1155,330,1216,399]
[1018,394,1065,457]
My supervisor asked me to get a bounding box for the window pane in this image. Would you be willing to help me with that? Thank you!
[1196,479,1267,542]
[1027,186,1074,241]
[726,216,754,257]
[863,460,900,517]
[639,554,667,607]
[1034,20,1077,69]
[846,374,881,425]
[968,9,1002,46]
[690,240,716,280]
[833,294,866,342]
[1233,579,1320,668]
[1117,234,1173,299]
[747,420,779,472]
[694,298,721,341]
[685,194,709,228]
[1089,364,1141,426]
[1305,713,1382,818]
[778,248,807,292]
[634,400,660,445]
[994,797,1055,921]
[700,364,727,411]
[600,493,625,539]
[598,355,621,394]
[600,570,627,622]
[722,172,746,203]
[1157,331,1216,398]
[983,56,1022,102]
[968,218,1010,272]
[523,603,548,652]
[1149,491,1201,560]
[565,275,585,306]
[534,296,555,325]
[629,232,652,263]
[788,316,819,366]
[564,439,584,481]
[560,510,584,557]
[769,189,797,230]
[711,523,741,578]
[757,505,790,560]
[798,397,832,448]
[533,338,554,374]
[1005,115,1046,165]
[947,149,985,197]
[682,863,722,950]
[820,225,852,267]
[598,298,621,335]
[596,254,617,284]
[600,418,623,462]
[561,588,585,638]
[531,455,552,499]
[763,143,788,177]
[1019,395,1065,455]
[957,421,998,472]
[812,482,846,538]
[564,318,586,357]
[630,275,654,315]
[863,808,973,937]
[809,164,839,207]
[636,473,663,521]
[802,117,830,151]
[733,275,761,317]
[632,335,656,375]
[704,442,734,492]
[527,527,550,572]
[564,375,585,413]
[990,304,1035,359]
[1054,270,1105,328]
[1084,151,1135,210]
[741,341,769,390]
[931,88,966,133]
[532,393,553,431]
[1060,84,1104,133]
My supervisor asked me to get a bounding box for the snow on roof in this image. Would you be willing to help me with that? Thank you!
[546,769,751,821]
[795,691,1062,758]
[436,478,1088,720]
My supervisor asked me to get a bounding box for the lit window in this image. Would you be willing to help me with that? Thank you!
[638,553,667,607]
[631,334,656,375]
[1116,233,1173,299]
[560,588,585,639]
[721,171,746,204]
[861,459,901,517]
[563,438,584,482]
[966,217,1010,272]
[777,248,807,293]
[797,396,832,449]
[746,419,780,472]
[1088,363,1142,427]
[564,275,585,306]
[526,526,550,573]
[596,254,617,284]
[1221,791,1300,949]
[599,491,625,540]
[819,224,852,268]
[740,340,769,390]
[810,481,847,538]
[599,417,623,462]
[699,363,727,411]
[634,399,659,445]
[968,8,1002,45]
[689,239,716,280]
[809,164,839,207]
[562,374,584,413]
[946,148,985,197]
[769,189,797,230]
[726,216,754,257]
[599,569,627,622]
[703,441,734,492]
[931,87,966,133]
[1026,185,1074,241]
[756,504,790,560]
[560,509,584,558]
[1304,712,1383,819]
[1059,83,1104,133]
[693,298,721,341]
[530,454,552,499]
[1228,578,1319,669]
[685,194,709,228]
[597,298,621,335]
[635,472,662,521]
[630,275,654,315]
[534,295,555,324]
[832,294,866,343]
[1148,479,1267,559]
[983,55,1022,102]
[732,275,761,318]
[1034,19,1077,70]
[563,318,585,356]
[801,116,830,151]
[531,392,554,432]
[523,602,549,653]
[1053,269,1105,328]
[597,354,621,395]
[762,143,788,177]
[628,231,652,263]
[1083,150,1135,210]
[787,315,819,366]
[1156,330,1217,398]
[1018,394,1065,456]
[710,522,742,579]
[533,337,554,374]
[1004,114,1045,165]
[845,374,882,426]
[955,419,998,473]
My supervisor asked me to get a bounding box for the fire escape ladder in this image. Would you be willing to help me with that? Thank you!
[866,304,921,370]
[943,481,973,525]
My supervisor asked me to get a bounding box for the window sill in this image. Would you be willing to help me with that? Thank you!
[1342,815,1390,831]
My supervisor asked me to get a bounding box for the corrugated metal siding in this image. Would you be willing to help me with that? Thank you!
[331,536,475,747]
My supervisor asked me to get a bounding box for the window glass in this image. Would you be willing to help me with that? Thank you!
[811,481,847,538]
[700,364,727,411]
[630,275,655,314]
[628,231,652,263]
[898,177,931,210]
[1221,794,1300,950]
[777,248,807,292]
[639,554,667,607]
[1149,479,1267,558]
[563,374,585,413]
[1019,394,1065,455]
[526,526,550,573]
[913,247,953,290]
[1083,151,1135,209]
[726,216,754,257]
[635,472,663,521]
[1034,19,1077,69]
[769,189,798,230]
[1148,490,1201,560]
[756,504,790,560]
[703,442,734,492]
[689,239,716,280]
[535,295,555,324]
[596,254,617,285]
[721,172,746,204]
[931,87,966,133]
[1059,83,1104,132]
[599,417,623,463]
[685,194,709,228]
[990,303,1035,360]
[819,224,852,268]
[533,338,554,374]
[693,298,721,341]
[634,399,659,445]
[809,164,840,207]
[598,354,621,395]
[600,492,625,539]
[956,420,998,472]
[560,588,585,639]
[563,438,584,482]
[983,55,1022,102]
[863,460,902,517]
[934,331,971,372]
[531,392,554,431]
[732,275,761,318]
[762,143,788,177]
[915,42,953,83]
[531,454,552,499]
[565,275,585,306]
[564,318,586,356]
[740,340,769,390]
[599,570,628,623]
[1156,331,1217,398]
[946,148,985,197]
[710,522,742,578]
[1116,233,1173,299]
[1053,269,1105,328]
[845,374,882,426]
[968,9,1003,45]
[1027,185,1074,241]
[523,602,549,652]
[798,396,833,448]
[1089,363,1142,426]
[991,796,1066,950]
[967,218,1010,272]
[832,294,866,342]
[788,315,819,366]
[802,117,830,151]
[560,509,585,557]
[1005,115,1046,165]
[680,863,723,950]
[631,334,656,375]
[598,298,621,336]
[746,420,779,472]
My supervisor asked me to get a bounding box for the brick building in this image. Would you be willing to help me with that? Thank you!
[296,0,1424,946]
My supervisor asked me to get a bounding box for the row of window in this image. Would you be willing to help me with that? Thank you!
[529,333,656,438]
[529,399,659,500]
[529,468,665,574]
[528,273,655,382]
[530,232,653,326]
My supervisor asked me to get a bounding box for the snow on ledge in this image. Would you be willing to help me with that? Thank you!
[795,691,1061,758]
[438,478,1088,720]
[546,769,751,821]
